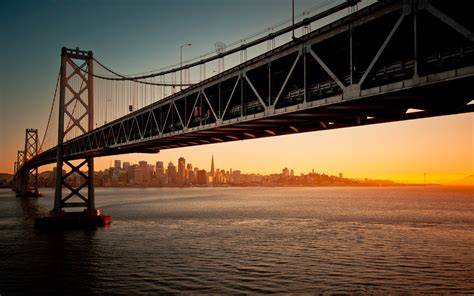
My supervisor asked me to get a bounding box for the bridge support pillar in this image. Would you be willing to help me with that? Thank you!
[54,158,97,214]
[13,151,25,192]
[36,47,111,229]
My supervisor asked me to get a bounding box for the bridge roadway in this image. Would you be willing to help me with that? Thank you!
[27,0,474,169]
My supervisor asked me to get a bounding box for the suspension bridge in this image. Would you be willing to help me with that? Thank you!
[11,0,474,227]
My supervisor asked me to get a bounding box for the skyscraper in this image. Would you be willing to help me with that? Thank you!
[167,161,177,184]
[210,155,215,184]
[187,163,194,183]
[197,169,208,185]
[135,161,149,184]
[156,161,164,177]
[155,161,165,185]
[114,160,121,170]
[186,163,193,171]
[123,162,130,171]
[177,157,186,184]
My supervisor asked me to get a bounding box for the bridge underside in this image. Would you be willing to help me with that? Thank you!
[123,75,474,149]
[26,0,474,169]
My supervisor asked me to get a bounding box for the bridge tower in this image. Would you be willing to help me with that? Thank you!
[49,47,106,223]
[35,47,111,228]
[16,129,42,197]
[12,151,24,193]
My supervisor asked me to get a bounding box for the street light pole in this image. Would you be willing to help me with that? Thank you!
[180,43,192,90]
[292,0,295,40]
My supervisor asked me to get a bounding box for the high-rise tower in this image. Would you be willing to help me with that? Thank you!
[210,155,215,177]
[210,155,215,185]
[168,161,177,184]
[177,157,186,184]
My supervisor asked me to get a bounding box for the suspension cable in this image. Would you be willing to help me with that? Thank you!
[39,70,60,152]
[79,0,354,84]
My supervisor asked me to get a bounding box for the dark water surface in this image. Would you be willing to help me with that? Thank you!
[1,186,473,294]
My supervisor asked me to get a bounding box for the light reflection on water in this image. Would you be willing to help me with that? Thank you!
[0,186,473,294]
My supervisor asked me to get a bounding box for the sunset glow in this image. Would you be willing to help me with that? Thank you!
[2,0,474,294]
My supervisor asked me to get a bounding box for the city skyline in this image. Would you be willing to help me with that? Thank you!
[26,154,420,189]
[14,153,470,188]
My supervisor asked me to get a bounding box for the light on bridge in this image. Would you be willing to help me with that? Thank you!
[243,133,256,138]
[289,126,299,133]
[264,130,276,136]
[406,108,424,114]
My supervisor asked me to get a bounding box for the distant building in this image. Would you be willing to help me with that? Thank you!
[127,164,137,184]
[148,164,155,179]
[118,169,128,183]
[282,167,289,177]
[156,161,164,177]
[187,163,194,183]
[114,160,121,170]
[193,167,199,184]
[123,162,130,171]
[210,155,215,185]
[215,169,227,184]
[197,169,208,185]
[135,161,149,184]
[339,173,343,179]
[167,161,177,184]
[177,157,186,184]
[154,161,166,185]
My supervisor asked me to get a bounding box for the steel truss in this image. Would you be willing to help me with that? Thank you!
[17,129,40,195]
[13,151,25,192]
[26,0,474,168]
